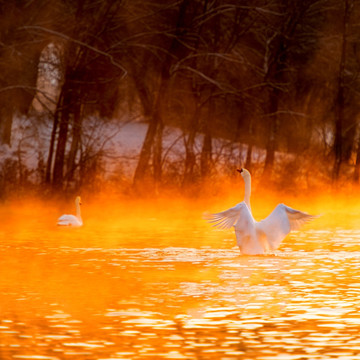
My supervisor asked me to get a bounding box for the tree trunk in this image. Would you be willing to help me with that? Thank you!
[130,65,155,186]
[153,112,164,184]
[200,131,212,178]
[0,108,13,146]
[133,115,158,186]
[245,143,253,171]
[52,90,71,189]
[132,92,165,187]
[333,0,351,183]
[354,132,360,183]
[182,106,201,186]
[45,112,58,184]
[66,102,82,185]
[262,88,280,177]
[133,74,168,187]
[200,99,214,178]
[45,88,64,184]
[183,143,196,186]
[333,92,344,182]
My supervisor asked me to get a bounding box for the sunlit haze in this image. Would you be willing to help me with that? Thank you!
[2,0,360,358]
[2,187,360,359]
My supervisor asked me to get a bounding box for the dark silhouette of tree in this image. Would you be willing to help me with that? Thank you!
[254,0,326,180]
[41,0,127,189]
[131,0,196,187]
[3,0,360,196]
[331,0,360,182]
[171,1,259,183]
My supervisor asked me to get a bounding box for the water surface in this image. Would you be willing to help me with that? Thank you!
[1,201,360,359]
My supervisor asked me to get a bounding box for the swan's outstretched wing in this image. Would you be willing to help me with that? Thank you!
[205,202,250,230]
[257,203,316,250]
[285,206,317,231]
[206,202,259,253]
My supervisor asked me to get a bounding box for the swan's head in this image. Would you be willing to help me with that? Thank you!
[75,196,82,205]
[237,168,251,180]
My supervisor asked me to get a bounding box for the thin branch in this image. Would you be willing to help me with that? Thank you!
[0,85,57,104]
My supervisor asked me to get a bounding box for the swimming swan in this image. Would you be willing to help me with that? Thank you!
[206,168,317,255]
[57,196,83,226]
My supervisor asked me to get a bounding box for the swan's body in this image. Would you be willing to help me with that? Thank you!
[207,169,316,255]
[57,196,83,227]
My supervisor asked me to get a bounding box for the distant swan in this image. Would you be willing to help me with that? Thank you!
[206,168,317,255]
[57,196,83,227]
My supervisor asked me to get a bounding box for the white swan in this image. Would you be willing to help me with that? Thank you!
[57,196,83,226]
[206,168,317,255]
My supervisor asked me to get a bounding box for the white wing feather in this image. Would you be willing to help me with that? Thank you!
[257,203,316,250]
[205,202,259,252]
[284,205,317,231]
[205,202,249,230]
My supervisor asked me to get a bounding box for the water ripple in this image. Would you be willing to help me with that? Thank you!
[2,225,360,359]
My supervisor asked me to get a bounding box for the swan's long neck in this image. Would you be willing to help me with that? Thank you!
[76,203,81,220]
[243,176,251,210]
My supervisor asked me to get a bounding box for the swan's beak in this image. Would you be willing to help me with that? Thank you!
[237,168,243,173]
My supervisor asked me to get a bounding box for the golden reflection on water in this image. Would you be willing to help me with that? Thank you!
[1,196,360,359]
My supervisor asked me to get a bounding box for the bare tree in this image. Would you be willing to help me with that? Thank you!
[131,0,194,187]
[171,1,259,183]
[38,0,127,189]
[331,0,360,182]
[254,0,326,180]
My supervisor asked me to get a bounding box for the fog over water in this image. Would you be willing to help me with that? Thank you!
[1,195,360,359]
[2,2,360,357]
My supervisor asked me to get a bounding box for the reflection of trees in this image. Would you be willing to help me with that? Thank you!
[1,0,360,195]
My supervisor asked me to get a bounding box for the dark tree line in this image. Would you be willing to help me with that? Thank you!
[1,0,360,196]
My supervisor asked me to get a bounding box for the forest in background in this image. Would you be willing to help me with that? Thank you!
[1,0,360,200]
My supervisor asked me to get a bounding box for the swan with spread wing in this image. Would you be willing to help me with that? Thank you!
[206,169,317,255]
